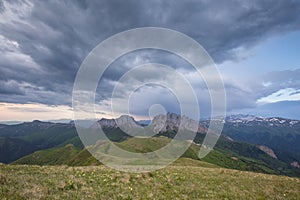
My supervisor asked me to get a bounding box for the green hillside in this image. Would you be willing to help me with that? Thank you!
[222,122,300,163]
[13,137,300,177]
[12,137,199,166]
[0,122,131,163]
[13,144,82,165]
[1,164,299,199]
[12,144,97,166]
[0,121,80,163]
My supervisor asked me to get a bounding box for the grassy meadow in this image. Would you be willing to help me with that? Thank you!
[1,162,300,199]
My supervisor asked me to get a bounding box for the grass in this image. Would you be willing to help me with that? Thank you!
[12,144,100,166]
[1,163,300,199]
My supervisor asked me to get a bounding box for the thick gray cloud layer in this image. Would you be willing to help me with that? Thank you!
[0,0,300,117]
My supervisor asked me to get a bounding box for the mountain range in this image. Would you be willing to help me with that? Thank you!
[221,114,300,165]
[1,113,300,176]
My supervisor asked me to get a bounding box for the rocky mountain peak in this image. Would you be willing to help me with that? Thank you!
[151,112,207,133]
[92,115,139,129]
[91,112,207,134]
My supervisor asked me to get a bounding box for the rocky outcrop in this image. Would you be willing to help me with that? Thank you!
[258,145,277,159]
[91,115,143,136]
[150,112,207,133]
[291,161,300,168]
[92,115,140,129]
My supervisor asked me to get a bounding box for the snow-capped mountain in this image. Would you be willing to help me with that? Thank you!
[221,114,300,167]
[224,114,300,127]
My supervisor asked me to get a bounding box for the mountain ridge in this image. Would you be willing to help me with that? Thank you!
[2,113,300,127]
[92,112,208,134]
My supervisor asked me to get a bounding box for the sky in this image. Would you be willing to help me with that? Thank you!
[0,0,300,122]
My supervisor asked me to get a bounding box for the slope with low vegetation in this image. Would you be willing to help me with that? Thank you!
[13,136,300,177]
[1,164,300,199]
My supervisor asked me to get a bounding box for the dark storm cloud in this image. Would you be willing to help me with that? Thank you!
[0,0,300,112]
[155,0,300,62]
[0,1,4,12]
[0,80,25,95]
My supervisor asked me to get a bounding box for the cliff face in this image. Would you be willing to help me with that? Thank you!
[258,145,278,159]
[91,115,143,136]
[92,115,139,128]
[151,113,207,133]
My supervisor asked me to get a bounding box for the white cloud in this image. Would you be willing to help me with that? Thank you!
[257,88,300,104]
